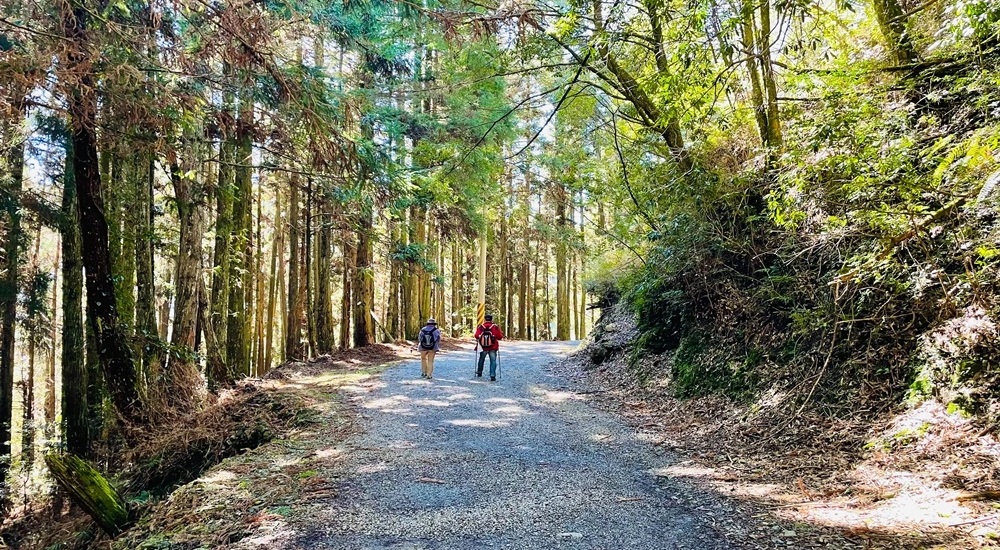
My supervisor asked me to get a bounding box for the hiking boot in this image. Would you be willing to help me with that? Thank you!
[476,372,482,377]
[490,376,496,382]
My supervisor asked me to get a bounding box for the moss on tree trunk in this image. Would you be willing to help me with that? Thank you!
[45,453,130,534]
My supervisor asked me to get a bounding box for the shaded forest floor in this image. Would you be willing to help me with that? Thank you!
[553,312,1000,549]
[0,340,421,549]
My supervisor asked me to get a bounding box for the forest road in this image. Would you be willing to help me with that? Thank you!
[272,341,748,550]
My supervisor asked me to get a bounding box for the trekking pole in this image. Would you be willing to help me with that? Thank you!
[497,350,502,381]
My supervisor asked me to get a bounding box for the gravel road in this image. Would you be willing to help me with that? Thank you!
[293,341,750,549]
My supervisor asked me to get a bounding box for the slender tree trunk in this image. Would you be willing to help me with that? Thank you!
[387,220,400,341]
[210,128,234,386]
[315,198,334,354]
[254,170,264,376]
[353,209,375,347]
[166,152,205,412]
[46,243,60,435]
[872,0,917,64]
[340,236,354,350]
[60,138,85,456]
[65,1,141,422]
[227,101,252,377]
[285,172,303,360]
[135,156,157,391]
[757,0,782,150]
[404,208,420,338]
[416,207,430,326]
[450,240,461,337]
[305,178,316,356]
[740,1,770,148]
[1,94,26,487]
[264,187,282,373]
[555,184,570,341]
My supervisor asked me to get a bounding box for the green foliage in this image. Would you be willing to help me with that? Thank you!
[670,335,758,400]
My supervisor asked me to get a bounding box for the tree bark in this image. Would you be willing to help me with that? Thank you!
[166,153,205,411]
[210,133,234,387]
[872,0,917,65]
[285,171,304,360]
[64,2,141,422]
[226,101,253,377]
[45,453,130,534]
[135,156,158,389]
[1,94,26,485]
[353,209,375,347]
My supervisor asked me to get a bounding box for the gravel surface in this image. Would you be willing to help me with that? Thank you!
[278,341,754,550]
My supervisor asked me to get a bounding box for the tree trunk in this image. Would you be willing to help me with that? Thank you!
[166,153,206,412]
[210,134,234,387]
[1,94,26,486]
[450,240,461,337]
[757,0,783,151]
[740,1,770,148]
[387,220,401,341]
[305,178,316,356]
[555,184,570,341]
[135,156,158,390]
[353,209,375,347]
[45,453,130,534]
[226,102,253,377]
[340,234,354,350]
[285,171,304,360]
[872,0,917,64]
[263,187,282,373]
[64,2,141,422]
[315,199,334,354]
[60,136,88,455]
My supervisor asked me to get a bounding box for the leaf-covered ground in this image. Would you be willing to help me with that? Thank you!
[556,309,1000,549]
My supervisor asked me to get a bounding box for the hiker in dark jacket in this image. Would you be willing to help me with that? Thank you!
[417,318,441,379]
[474,314,505,381]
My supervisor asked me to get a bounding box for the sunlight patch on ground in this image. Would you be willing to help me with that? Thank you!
[530,386,588,404]
[446,392,474,401]
[365,395,411,409]
[588,432,616,443]
[356,463,391,474]
[307,371,377,388]
[654,463,719,479]
[490,405,530,415]
[315,447,344,459]
[411,398,455,407]
[237,517,295,549]
[484,397,518,404]
[197,469,237,485]
[445,418,512,428]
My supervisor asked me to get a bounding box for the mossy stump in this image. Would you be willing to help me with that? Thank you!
[45,452,131,534]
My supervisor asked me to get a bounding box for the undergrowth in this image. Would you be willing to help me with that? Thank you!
[599,48,1000,420]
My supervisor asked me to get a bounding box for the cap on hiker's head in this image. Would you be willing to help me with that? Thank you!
[484,314,493,321]
[427,318,437,325]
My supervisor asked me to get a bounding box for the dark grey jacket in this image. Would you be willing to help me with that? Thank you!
[419,324,441,352]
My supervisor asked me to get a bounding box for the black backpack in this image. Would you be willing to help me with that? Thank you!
[477,325,495,349]
[418,328,436,350]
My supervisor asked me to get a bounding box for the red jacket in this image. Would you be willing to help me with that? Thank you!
[474,322,504,351]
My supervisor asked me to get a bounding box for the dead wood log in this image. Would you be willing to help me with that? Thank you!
[44,452,131,534]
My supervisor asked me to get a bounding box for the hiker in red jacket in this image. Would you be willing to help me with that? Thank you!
[474,314,504,381]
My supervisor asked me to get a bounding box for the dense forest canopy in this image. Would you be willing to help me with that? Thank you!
[2,0,1000,535]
